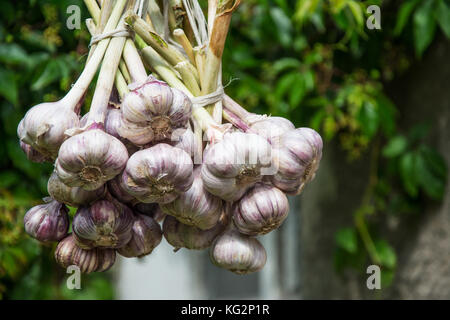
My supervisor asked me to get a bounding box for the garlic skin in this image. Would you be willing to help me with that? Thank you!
[107,174,136,204]
[55,129,129,191]
[201,132,273,202]
[55,234,116,273]
[23,198,69,242]
[271,128,323,195]
[249,116,295,145]
[17,103,80,159]
[47,171,106,207]
[72,199,134,249]
[209,228,267,274]
[119,78,192,145]
[122,143,194,204]
[232,184,289,236]
[134,203,166,223]
[163,215,227,250]
[20,141,50,163]
[160,167,223,230]
[118,214,162,258]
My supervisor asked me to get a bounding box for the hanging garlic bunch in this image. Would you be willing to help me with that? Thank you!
[118,77,192,146]
[271,128,323,195]
[210,227,267,274]
[118,213,162,258]
[201,132,273,202]
[121,143,194,204]
[23,198,69,242]
[48,172,106,207]
[72,199,134,249]
[55,234,116,274]
[232,184,289,236]
[160,167,223,230]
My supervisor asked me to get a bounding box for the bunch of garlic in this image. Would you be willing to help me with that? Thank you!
[18,0,323,276]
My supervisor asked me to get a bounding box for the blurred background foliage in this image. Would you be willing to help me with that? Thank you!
[0,0,448,298]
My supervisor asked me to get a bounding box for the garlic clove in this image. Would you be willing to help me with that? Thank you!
[55,129,129,191]
[271,128,323,195]
[48,171,106,207]
[107,173,136,204]
[232,184,289,236]
[72,199,134,249]
[23,198,69,242]
[117,213,162,258]
[20,140,51,163]
[55,234,116,273]
[122,143,194,204]
[160,167,223,230]
[209,227,267,274]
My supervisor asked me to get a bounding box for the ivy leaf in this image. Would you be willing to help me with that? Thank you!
[435,0,450,38]
[399,152,419,197]
[336,228,358,254]
[0,68,18,105]
[413,0,437,57]
[382,135,408,158]
[374,240,397,269]
[394,0,421,36]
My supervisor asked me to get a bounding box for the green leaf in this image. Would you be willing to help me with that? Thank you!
[272,58,301,75]
[0,43,29,65]
[435,0,450,38]
[394,0,421,36]
[270,7,292,47]
[0,68,18,105]
[347,1,364,27]
[358,101,379,138]
[382,135,408,158]
[399,152,419,197]
[420,146,447,179]
[31,58,67,91]
[416,151,446,199]
[336,228,358,254]
[413,0,437,57]
[275,72,298,101]
[374,240,397,269]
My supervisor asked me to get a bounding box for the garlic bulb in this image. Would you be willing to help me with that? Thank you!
[160,167,223,230]
[47,172,106,207]
[232,184,289,236]
[201,132,273,202]
[55,128,129,191]
[107,174,136,204]
[118,77,192,145]
[171,128,199,160]
[122,143,194,204]
[118,213,162,258]
[20,141,50,163]
[55,234,116,273]
[17,104,80,159]
[209,228,267,274]
[72,199,134,249]
[23,198,69,242]
[249,116,295,145]
[271,128,323,195]
[134,203,166,223]
[163,215,227,250]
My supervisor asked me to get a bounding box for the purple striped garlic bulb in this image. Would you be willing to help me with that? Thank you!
[118,77,192,146]
[107,174,136,204]
[23,198,69,242]
[55,128,129,191]
[160,167,223,230]
[121,143,194,204]
[232,184,289,236]
[133,203,166,223]
[20,141,51,163]
[271,128,323,195]
[117,213,162,258]
[47,172,106,208]
[209,227,267,274]
[55,234,116,273]
[201,132,273,202]
[72,199,134,249]
[249,116,295,145]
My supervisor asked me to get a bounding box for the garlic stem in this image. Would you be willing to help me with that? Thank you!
[86,16,128,126]
[222,94,251,121]
[222,107,251,132]
[173,29,196,66]
[60,0,127,110]
[85,0,147,84]
[85,18,129,99]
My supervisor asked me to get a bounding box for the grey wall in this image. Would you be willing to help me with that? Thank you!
[298,36,450,299]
